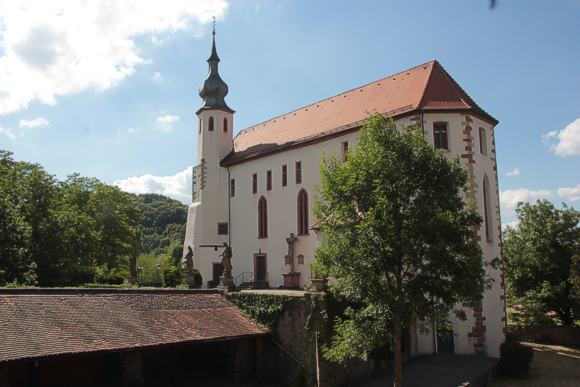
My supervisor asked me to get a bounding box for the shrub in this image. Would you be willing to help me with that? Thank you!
[94,265,125,285]
[191,269,203,288]
[163,266,181,287]
[498,334,534,378]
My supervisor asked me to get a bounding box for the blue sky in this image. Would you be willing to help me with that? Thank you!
[0,0,578,225]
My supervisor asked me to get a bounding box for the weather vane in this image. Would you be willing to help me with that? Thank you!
[212,16,216,35]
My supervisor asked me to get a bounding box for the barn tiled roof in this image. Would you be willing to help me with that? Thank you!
[222,60,497,166]
[0,289,266,364]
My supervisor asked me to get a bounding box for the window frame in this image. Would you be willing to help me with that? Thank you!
[230,178,235,197]
[295,161,302,184]
[217,222,229,235]
[282,164,287,187]
[342,141,349,162]
[208,116,214,132]
[266,170,272,191]
[433,121,449,151]
[258,196,268,238]
[297,188,309,236]
[479,127,487,155]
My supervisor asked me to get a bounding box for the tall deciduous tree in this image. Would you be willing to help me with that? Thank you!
[314,114,485,387]
[504,200,580,326]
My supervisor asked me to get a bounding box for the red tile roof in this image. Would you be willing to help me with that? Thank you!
[0,290,266,364]
[222,60,497,166]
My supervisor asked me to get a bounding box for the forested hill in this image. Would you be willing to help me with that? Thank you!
[0,149,187,287]
[136,193,187,254]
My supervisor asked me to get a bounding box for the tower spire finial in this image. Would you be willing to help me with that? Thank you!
[197,18,233,115]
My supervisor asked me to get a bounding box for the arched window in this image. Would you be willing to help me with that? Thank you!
[483,175,492,242]
[297,189,309,235]
[258,196,268,238]
[223,117,228,132]
[208,116,214,131]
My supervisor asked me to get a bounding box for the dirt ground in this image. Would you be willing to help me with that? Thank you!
[491,342,580,387]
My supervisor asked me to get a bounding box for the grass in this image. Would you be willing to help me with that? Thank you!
[492,342,580,387]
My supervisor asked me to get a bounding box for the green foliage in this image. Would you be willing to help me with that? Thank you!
[313,114,485,364]
[0,150,140,287]
[94,264,126,285]
[504,200,580,326]
[135,194,187,254]
[163,265,182,287]
[189,268,203,289]
[498,333,534,378]
[226,293,296,328]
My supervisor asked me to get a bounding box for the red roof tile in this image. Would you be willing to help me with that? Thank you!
[0,290,266,364]
[223,60,496,166]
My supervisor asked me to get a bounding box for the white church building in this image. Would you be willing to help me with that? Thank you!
[184,32,506,357]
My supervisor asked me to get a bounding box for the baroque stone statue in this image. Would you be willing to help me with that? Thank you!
[220,242,233,279]
[183,246,194,275]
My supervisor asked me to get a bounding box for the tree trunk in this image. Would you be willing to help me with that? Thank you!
[393,319,402,387]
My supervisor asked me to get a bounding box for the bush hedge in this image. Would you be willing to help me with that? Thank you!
[498,333,534,378]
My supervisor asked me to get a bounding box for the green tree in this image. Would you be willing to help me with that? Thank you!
[313,114,485,387]
[504,200,580,326]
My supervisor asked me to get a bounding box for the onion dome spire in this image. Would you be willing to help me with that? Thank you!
[197,22,234,114]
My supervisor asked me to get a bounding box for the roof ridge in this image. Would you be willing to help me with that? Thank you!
[233,60,436,141]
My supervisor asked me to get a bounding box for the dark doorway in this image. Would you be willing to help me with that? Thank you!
[254,254,268,288]
[209,262,223,288]
[437,330,455,355]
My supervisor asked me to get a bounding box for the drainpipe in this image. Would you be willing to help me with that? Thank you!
[433,320,438,356]
[227,166,231,246]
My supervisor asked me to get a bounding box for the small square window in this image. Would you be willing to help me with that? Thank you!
[217,222,228,235]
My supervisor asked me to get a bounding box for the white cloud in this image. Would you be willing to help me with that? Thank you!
[0,0,229,115]
[506,168,520,177]
[114,167,192,204]
[157,114,180,132]
[0,125,15,139]
[152,72,164,83]
[544,118,580,156]
[18,117,49,128]
[558,185,580,202]
[127,127,140,134]
[500,188,553,213]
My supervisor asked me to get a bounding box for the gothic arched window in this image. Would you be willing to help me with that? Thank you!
[208,116,214,131]
[297,189,309,235]
[483,175,493,242]
[258,196,268,238]
[223,117,228,132]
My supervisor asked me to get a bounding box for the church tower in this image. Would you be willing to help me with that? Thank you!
[184,27,233,286]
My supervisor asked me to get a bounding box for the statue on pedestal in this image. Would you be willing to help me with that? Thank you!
[220,242,233,279]
[285,233,298,272]
[183,246,194,275]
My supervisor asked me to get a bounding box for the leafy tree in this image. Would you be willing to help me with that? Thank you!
[504,200,580,326]
[314,114,485,387]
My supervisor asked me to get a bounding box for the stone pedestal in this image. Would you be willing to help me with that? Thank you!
[282,272,301,289]
[182,274,196,289]
[217,276,236,292]
[307,278,325,292]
